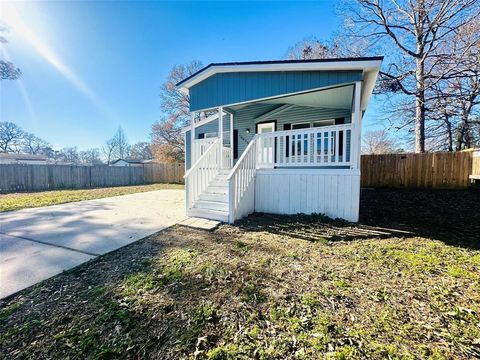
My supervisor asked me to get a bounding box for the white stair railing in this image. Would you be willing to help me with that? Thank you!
[257,123,353,168]
[227,135,258,223]
[184,139,221,210]
[192,137,217,164]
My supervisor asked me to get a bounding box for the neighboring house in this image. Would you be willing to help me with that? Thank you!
[110,159,144,167]
[0,153,48,165]
[179,57,383,223]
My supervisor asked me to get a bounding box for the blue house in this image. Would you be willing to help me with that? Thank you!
[178,57,383,223]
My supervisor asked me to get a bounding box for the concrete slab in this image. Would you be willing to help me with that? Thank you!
[0,233,93,299]
[0,189,186,298]
[178,217,220,231]
[0,190,186,255]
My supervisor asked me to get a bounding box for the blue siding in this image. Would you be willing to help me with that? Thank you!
[189,70,362,111]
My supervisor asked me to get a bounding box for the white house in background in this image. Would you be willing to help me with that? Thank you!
[110,159,144,167]
[179,57,383,223]
[0,153,48,165]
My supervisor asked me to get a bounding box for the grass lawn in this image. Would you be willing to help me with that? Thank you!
[1,189,479,359]
[0,183,185,212]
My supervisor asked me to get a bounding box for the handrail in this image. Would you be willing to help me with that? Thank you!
[227,136,258,223]
[184,138,220,179]
[227,135,258,180]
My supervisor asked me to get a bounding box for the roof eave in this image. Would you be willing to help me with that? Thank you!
[176,57,383,93]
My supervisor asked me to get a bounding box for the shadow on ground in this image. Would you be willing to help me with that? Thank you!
[237,188,480,249]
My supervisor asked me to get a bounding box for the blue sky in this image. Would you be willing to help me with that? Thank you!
[1,1,382,150]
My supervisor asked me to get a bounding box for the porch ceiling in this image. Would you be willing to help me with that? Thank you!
[261,85,353,110]
[228,85,354,112]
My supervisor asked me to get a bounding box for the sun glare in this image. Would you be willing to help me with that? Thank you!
[1,1,112,117]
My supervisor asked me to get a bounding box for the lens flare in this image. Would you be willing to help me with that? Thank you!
[1,1,113,117]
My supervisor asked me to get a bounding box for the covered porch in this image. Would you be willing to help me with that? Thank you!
[179,58,382,223]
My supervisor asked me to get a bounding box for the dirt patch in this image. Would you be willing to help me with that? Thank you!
[1,189,479,359]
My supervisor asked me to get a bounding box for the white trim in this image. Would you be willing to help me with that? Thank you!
[178,60,382,91]
[182,112,224,134]
[257,168,360,176]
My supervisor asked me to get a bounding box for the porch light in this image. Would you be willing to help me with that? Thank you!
[245,128,250,134]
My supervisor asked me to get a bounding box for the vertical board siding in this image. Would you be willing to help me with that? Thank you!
[0,163,185,193]
[189,70,363,111]
[360,152,474,189]
[255,170,360,222]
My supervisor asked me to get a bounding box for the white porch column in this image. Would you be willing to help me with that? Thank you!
[230,112,234,167]
[353,81,362,170]
[218,106,223,169]
[190,111,195,164]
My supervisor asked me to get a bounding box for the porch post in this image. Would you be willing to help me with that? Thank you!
[230,112,234,167]
[218,106,223,169]
[190,111,195,163]
[353,81,362,170]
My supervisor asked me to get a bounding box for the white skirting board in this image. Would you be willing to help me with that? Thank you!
[254,169,360,222]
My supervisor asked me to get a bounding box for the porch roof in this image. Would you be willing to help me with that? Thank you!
[176,57,383,112]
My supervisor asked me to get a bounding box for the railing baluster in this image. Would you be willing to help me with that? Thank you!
[335,129,339,164]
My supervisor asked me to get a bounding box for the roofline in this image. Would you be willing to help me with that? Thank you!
[176,57,384,90]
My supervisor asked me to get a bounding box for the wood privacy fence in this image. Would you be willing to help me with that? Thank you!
[361,152,474,189]
[144,163,184,184]
[0,163,185,193]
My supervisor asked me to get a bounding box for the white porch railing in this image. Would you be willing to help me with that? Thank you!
[256,123,354,168]
[222,146,232,169]
[184,139,221,210]
[227,136,257,223]
[192,138,217,164]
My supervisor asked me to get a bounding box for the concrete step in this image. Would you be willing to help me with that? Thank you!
[205,186,228,195]
[187,207,229,223]
[199,192,228,203]
[209,179,228,187]
[194,200,228,212]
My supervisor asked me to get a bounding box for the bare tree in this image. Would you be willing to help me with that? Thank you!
[362,129,403,154]
[0,28,21,81]
[129,142,152,161]
[58,147,80,164]
[111,127,130,160]
[22,133,50,155]
[341,0,479,153]
[287,37,340,60]
[79,148,103,165]
[0,121,25,152]
[102,137,117,165]
[151,61,204,163]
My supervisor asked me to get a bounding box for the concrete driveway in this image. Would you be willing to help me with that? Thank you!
[0,189,186,299]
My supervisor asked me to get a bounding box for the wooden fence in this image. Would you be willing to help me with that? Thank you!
[361,152,474,189]
[0,163,185,193]
[144,163,184,184]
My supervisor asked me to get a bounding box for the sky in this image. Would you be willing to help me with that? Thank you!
[1,0,383,151]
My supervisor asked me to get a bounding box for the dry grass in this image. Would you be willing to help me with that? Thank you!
[0,183,184,212]
[0,189,479,359]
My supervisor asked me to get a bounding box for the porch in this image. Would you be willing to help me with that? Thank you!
[178,58,382,223]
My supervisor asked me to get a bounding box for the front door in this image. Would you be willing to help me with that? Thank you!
[256,122,276,166]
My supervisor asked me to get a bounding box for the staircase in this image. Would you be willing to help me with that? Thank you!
[188,170,230,222]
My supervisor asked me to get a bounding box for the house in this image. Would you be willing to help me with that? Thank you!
[179,57,383,223]
[0,153,48,165]
[110,159,144,167]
